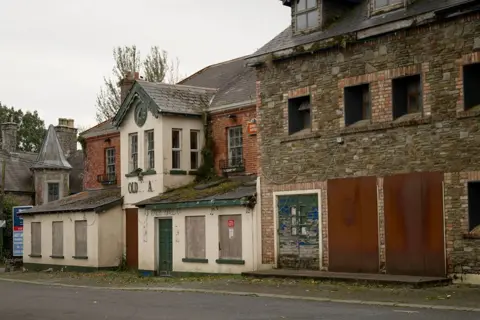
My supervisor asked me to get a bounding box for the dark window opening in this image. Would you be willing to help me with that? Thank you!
[468,181,480,232]
[47,183,60,202]
[288,96,311,135]
[344,84,371,126]
[392,74,422,119]
[463,63,480,110]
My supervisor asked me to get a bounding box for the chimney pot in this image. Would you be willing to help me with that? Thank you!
[1,122,19,152]
[67,119,74,128]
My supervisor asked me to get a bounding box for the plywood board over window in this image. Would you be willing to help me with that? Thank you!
[31,222,41,256]
[52,221,64,257]
[218,215,242,261]
[74,220,88,258]
[185,216,206,259]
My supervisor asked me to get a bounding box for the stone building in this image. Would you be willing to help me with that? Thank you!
[0,118,84,206]
[247,0,480,283]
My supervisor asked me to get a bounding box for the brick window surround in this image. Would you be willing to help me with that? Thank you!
[338,63,430,128]
[283,85,318,135]
[456,52,480,117]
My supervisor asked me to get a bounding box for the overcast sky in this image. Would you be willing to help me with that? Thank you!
[0,0,290,130]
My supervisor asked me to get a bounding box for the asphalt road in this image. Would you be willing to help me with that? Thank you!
[0,281,477,319]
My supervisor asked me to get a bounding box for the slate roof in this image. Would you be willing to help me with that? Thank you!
[136,178,257,207]
[252,0,476,58]
[210,66,256,108]
[32,125,72,170]
[179,56,249,89]
[136,80,217,115]
[80,119,118,139]
[21,187,122,215]
[0,150,37,193]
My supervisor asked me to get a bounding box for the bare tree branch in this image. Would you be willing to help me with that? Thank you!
[143,46,168,82]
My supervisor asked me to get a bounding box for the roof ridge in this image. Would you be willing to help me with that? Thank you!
[137,80,218,92]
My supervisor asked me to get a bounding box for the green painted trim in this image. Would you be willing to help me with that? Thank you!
[146,198,248,210]
[216,259,245,265]
[125,172,138,177]
[72,256,88,260]
[23,262,117,273]
[170,170,187,175]
[28,254,42,258]
[182,258,209,263]
[142,169,157,176]
[188,170,198,176]
[50,255,64,259]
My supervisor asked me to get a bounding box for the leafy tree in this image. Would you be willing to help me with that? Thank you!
[0,103,46,153]
[95,45,184,123]
[0,194,18,259]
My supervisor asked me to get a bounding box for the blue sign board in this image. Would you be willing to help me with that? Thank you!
[12,206,33,257]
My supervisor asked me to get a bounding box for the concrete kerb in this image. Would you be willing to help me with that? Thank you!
[0,277,479,313]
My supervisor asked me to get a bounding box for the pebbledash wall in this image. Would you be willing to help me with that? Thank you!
[210,105,258,175]
[255,14,480,278]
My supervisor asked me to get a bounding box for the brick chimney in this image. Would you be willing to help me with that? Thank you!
[1,122,18,152]
[119,71,140,104]
[54,118,78,158]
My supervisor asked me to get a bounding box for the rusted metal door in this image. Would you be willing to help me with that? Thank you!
[277,194,320,270]
[384,172,445,277]
[328,177,379,273]
[125,208,138,269]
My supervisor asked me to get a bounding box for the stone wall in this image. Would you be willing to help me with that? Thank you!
[33,170,70,206]
[256,14,480,272]
[83,133,121,190]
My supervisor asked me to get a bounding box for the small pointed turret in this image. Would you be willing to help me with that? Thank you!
[32,125,72,170]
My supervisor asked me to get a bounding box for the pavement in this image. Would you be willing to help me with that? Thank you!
[1,271,480,312]
[1,281,479,319]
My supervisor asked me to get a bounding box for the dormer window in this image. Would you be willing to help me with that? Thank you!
[296,0,318,31]
[373,0,403,10]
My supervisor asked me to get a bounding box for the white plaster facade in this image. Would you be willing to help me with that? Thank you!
[120,108,204,208]
[22,206,123,269]
[137,203,265,274]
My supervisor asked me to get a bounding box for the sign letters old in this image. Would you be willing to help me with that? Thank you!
[128,182,139,194]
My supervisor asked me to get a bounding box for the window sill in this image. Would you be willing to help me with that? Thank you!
[125,172,138,178]
[28,254,42,258]
[182,258,208,263]
[463,233,480,239]
[457,107,480,119]
[50,255,64,259]
[72,256,88,260]
[281,130,320,143]
[170,170,187,175]
[188,170,198,176]
[340,115,432,136]
[142,169,157,176]
[215,259,245,265]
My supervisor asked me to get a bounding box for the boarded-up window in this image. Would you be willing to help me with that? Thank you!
[75,220,88,257]
[185,216,206,259]
[31,222,41,256]
[218,215,242,260]
[52,221,63,257]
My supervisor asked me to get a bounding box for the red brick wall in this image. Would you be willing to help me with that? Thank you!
[83,132,121,190]
[210,106,258,175]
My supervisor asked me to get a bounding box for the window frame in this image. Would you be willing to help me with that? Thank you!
[145,130,155,170]
[467,181,480,232]
[74,220,88,258]
[105,147,116,180]
[295,0,319,31]
[190,130,200,170]
[47,182,60,203]
[30,222,41,256]
[462,63,480,111]
[373,0,403,10]
[172,129,182,170]
[227,126,243,167]
[185,216,206,259]
[129,133,138,171]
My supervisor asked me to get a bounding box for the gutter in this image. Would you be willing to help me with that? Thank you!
[208,100,256,114]
[144,198,251,210]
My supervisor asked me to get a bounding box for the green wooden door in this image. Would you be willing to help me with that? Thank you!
[158,219,173,276]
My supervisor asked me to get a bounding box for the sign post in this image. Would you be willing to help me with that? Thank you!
[12,206,32,257]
